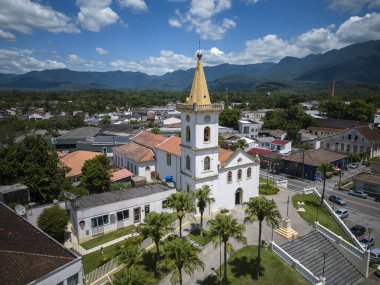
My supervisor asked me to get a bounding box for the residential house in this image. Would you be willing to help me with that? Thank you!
[163,117,181,126]
[307,126,344,138]
[52,127,101,151]
[60,150,102,180]
[0,203,83,285]
[320,126,380,158]
[238,119,261,139]
[27,110,51,120]
[355,173,380,196]
[76,135,130,156]
[0,183,30,205]
[270,139,292,154]
[281,149,347,180]
[259,129,287,140]
[256,136,274,149]
[68,183,176,242]
[111,169,133,183]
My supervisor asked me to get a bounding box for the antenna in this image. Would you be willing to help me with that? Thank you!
[198,38,201,53]
[15,204,26,216]
[331,80,335,97]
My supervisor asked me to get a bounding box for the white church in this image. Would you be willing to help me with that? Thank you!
[114,52,259,212]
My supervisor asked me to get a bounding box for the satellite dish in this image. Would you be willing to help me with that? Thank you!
[63,191,77,200]
[15,204,26,216]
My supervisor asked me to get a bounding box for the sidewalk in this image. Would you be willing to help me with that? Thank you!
[160,187,313,285]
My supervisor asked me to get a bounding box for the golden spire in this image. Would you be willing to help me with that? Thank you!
[186,52,211,105]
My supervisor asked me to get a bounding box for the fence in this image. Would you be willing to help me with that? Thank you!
[85,259,121,285]
[271,241,324,285]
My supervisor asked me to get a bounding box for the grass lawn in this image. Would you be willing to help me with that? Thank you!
[187,229,212,246]
[80,225,135,250]
[201,245,310,285]
[82,244,118,274]
[259,177,274,185]
[292,194,350,242]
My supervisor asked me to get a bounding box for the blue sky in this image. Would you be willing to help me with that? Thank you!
[1,0,380,75]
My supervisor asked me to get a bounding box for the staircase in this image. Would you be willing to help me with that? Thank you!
[281,230,362,285]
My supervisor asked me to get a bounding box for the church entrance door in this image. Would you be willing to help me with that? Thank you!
[235,188,242,205]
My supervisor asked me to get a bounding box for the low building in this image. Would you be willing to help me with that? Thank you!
[76,135,130,157]
[0,203,83,285]
[0,183,30,205]
[111,169,133,183]
[355,173,380,196]
[281,149,347,180]
[68,183,176,243]
[238,119,261,139]
[60,150,102,179]
[270,139,292,154]
[52,127,101,151]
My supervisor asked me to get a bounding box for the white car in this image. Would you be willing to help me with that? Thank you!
[335,208,349,219]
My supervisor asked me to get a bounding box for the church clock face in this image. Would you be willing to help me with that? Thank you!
[204,115,211,123]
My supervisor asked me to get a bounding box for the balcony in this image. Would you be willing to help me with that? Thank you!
[176,102,224,112]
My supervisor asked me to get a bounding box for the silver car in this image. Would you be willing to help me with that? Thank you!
[370,248,380,263]
[348,190,368,199]
[335,208,349,219]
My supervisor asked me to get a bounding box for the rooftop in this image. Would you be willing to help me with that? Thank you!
[313,118,369,130]
[111,169,133,182]
[93,135,130,144]
[130,131,167,149]
[72,183,174,210]
[218,148,235,166]
[57,127,101,139]
[356,173,380,184]
[156,136,182,157]
[282,149,347,166]
[113,142,155,162]
[0,183,28,195]
[271,139,290,145]
[60,150,102,177]
[354,125,380,143]
[0,203,77,285]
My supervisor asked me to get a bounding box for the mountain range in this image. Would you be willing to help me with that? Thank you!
[1,40,380,91]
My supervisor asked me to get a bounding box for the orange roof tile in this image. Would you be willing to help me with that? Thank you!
[131,131,167,149]
[114,142,155,162]
[60,150,101,177]
[156,136,181,156]
[111,169,133,182]
[218,148,234,165]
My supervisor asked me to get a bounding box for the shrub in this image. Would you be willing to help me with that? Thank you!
[37,205,69,243]
[259,184,280,195]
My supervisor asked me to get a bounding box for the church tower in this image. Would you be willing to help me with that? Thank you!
[177,52,224,194]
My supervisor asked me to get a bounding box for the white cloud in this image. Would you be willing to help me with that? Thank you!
[336,13,380,43]
[168,18,182,28]
[0,0,79,39]
[327,0,380,12]
[245,0,260,5]
[210,47,224,56]
[169,0,235,40]
[76,0,119,32]
[119,0,148,12]
[0,49,66,74]
[96,47,108,55]
[0,28,16,41]
[67,54,85,64]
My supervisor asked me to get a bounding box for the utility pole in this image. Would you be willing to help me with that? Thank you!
[302,148,305,180]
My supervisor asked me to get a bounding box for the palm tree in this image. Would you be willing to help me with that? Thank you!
[167,192,195,237]
[141,212,173,265]
[317,163,334,206]
[158,237,204,285]
[208,213,247,285]
[115,236,143,268]
[244,196,281,277]
[236,138,248,150]
[112,265,155,285]
[194,185,215,236]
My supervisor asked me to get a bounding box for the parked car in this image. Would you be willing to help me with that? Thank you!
[329,195,346,205]
[335,208,349,219]
[370,248,380,263]
[360,236,375,249]
[348,190,368,199]
[350,225,367,240]
[347,163,359,169]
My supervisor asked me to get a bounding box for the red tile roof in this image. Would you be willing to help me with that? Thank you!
[131,131,167,149]
[248,148,273,156]
[111,169,133,182]
[218,148,234,165]
[156,136,182,156]
[282,149,347,166]
[271,139,289,145]
[114,142,155,162]
[60,150,102,177]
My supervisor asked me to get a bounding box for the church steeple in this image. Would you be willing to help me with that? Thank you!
[186,52,211,105]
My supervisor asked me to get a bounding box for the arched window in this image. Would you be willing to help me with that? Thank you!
[237,169,242,180]
[145,166,150,171]
[204,156,210,171]
[186,155,191,170]
[247,167,252,179]
[186,126,191,142]
[204,126,210,142]
[227,171,232,183]
[348,134,352,140]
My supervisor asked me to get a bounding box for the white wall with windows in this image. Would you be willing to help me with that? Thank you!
[156,150,181,185]
[113,152,155,180]
[34,259,83,285]
[69,189,175,243]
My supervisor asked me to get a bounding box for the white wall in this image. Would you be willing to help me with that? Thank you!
[156,150,181,185]
[36,258,83,285]
[72,189,176,242]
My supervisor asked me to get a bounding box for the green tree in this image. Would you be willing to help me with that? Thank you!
[112,266,155,285]
[0,136,71,202]
[347,152,361,163]
[317,163,334,206]
[100,115,111,125]
[244,196,281,277]
[158,237,204,285]
[208,213,247,285]
[167,192,195,238]
[116,236,144,268]
[141,212,174,275]
[151,127,161,134]
[219,108,240,128]
[194,185,215,236]
[235,138,248,150]
[37,205,69,243]
[81,155,111,193]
